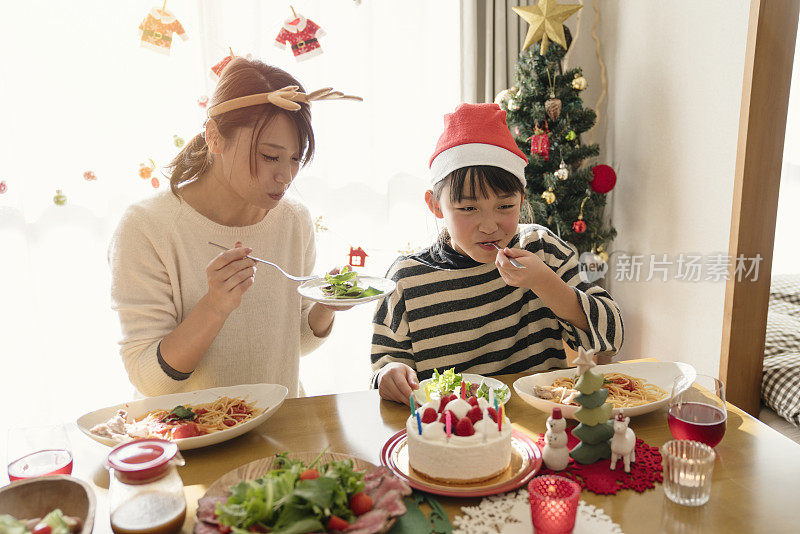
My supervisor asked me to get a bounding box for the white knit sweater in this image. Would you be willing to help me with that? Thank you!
[108,190,327,398]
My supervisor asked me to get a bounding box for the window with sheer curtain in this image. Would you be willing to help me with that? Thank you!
[0,0,460,429]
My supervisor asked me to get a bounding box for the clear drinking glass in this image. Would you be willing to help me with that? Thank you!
[667,374,727,447]
[661,439,715,506]
[6,424,73,482]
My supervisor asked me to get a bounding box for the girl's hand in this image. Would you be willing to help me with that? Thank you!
[495,247,549,290]
[205,241,256,317]
[377,362,419,405]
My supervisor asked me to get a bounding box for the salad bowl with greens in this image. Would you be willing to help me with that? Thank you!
[413,368,511,405]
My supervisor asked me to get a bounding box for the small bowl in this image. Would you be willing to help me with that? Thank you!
[0,475,95,533]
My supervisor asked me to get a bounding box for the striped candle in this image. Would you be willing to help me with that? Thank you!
[445,411,452,438]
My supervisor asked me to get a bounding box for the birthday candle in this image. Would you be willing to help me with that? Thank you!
[409,392,416,414]
[489,387,495,409]
[482,407,488,442]
[498,404,504,431]
[416,411,422,435]
[445,411,452,438]
[460,380,466,400]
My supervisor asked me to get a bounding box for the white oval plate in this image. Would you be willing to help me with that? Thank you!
[77,383,288,450]
[512,361,696,419]
[413,373,510,405]
[297,275,396,307]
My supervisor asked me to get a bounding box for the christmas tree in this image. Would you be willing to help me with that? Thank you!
[496,29,617,256]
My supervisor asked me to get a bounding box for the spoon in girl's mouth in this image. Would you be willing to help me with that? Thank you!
[491,242,526,268]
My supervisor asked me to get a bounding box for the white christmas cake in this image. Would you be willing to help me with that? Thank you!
[406,394,512,483]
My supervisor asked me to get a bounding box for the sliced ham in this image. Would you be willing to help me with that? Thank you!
[343,509,389,533]
[373,489,406,517]
[368,476,411,502]
[196,495,227,524]
[363,466,392,492]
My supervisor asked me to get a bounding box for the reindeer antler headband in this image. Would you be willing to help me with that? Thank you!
[207,85,362,117]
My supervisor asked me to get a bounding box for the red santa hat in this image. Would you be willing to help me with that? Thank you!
[429,103,528,187]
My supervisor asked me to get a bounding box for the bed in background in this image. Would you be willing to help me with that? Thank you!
[759,274,800,444]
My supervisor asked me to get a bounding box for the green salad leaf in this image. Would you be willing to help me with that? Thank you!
[321,265,383,299]
[0,515,28,534]
[215,452,366,533]
[425,368,511,404]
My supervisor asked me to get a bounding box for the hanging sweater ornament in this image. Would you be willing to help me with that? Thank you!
[530,122,550,160]
[275,10,326,62]
[138,5,188,55]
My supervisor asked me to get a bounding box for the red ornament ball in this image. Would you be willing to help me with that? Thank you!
[590,164,617,194]
[0,180,6,194]
[573,219,587,233]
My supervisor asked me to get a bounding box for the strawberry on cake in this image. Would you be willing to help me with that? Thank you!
[406,394,512,483]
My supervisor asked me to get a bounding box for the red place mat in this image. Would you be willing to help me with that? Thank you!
[535,426,663,495]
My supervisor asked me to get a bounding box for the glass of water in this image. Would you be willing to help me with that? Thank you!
[661,439,715,506]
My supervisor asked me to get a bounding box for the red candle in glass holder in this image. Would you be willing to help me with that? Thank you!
[529,475,581,534]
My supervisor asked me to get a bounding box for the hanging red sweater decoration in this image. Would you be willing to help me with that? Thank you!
[530,122,550,160]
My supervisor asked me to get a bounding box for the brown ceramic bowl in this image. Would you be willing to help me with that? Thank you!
[0,475,95,533]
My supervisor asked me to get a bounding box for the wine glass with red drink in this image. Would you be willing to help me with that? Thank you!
[667,374,727,448]
[6,424,73,482]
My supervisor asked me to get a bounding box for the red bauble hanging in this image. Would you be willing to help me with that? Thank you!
[573,219,587,233]
[590,164,617,194]
[530,122,550,160]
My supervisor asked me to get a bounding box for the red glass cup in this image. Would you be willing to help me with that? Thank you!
[528,475,581,534]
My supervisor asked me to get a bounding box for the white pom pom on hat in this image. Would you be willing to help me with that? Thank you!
[429,103,528,187]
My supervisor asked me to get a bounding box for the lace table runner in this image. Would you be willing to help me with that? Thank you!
[452,489,623,534]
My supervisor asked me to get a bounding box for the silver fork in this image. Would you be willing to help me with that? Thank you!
[491,242,526,268]
[208,242,318,282]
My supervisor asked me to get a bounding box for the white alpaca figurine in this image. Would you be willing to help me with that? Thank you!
[542,407,570,471]
[610,413,636,473]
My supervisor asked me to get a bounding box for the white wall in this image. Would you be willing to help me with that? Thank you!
[565,1,751,377]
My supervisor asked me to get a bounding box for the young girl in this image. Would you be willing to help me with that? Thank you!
[371,103,624,404]
[110,58,354,397]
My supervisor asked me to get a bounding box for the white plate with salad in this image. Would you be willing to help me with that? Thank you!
[413,368,512,405]
[297,267,396,307]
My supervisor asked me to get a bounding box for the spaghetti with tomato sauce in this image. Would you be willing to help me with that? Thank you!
[137,397,262,440]
[551,373,667,408]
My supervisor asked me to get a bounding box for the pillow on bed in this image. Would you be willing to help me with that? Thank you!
[770,274,800,309]
[762,351,800,427]
[765,310,800,358]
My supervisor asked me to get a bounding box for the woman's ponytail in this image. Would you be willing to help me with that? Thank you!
[168,133,212,196]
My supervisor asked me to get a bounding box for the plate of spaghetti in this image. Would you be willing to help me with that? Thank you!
[77,383,288,450]
[512,361,696,418]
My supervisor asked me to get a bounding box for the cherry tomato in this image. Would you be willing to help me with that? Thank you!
[327,516,349,530]
[299,468,319,480]
[349,491,373,516]
[172,422,200,439]
[32,524,52,534]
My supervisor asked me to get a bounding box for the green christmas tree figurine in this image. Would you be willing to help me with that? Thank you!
[569,347,614,464]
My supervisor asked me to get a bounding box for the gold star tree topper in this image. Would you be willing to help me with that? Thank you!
[513,0,582,55]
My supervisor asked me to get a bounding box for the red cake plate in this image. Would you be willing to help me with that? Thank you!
[380,426,542,497]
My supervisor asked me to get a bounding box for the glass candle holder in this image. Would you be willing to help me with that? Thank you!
[661,439,715,507]
[528,475,581,534]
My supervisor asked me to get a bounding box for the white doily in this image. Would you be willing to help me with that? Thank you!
[452,489,623,534]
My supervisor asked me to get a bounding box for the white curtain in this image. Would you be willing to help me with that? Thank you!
[460,0,535,103]
[0,0,460,432]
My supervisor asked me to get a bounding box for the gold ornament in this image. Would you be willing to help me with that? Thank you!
[598,251,609,263]
[53,189,67,206]
[513,0,583,55]
[545,91,562,121]
[572,75,587,90]
[555,160,569,180]
[542,188,556,204]
[565,130,576,141]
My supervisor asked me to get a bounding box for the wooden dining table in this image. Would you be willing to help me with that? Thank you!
[27,369,800,533]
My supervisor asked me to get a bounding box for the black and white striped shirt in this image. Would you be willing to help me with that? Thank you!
[371,224,624,384]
